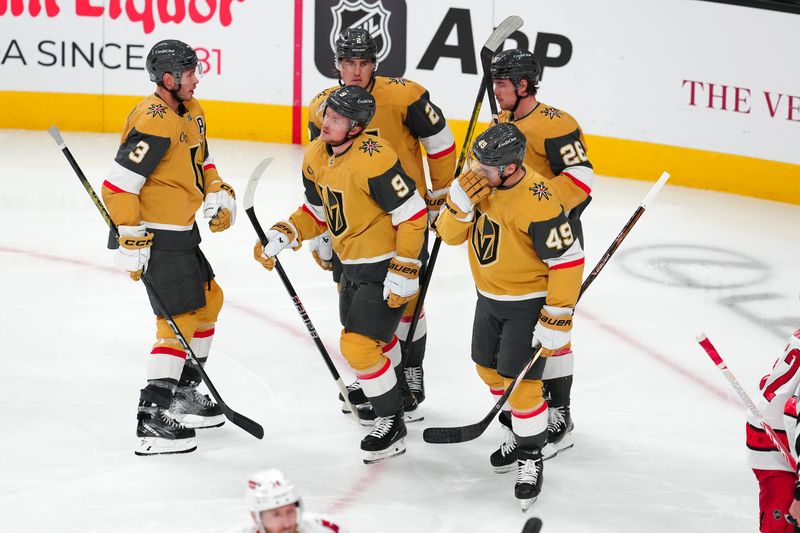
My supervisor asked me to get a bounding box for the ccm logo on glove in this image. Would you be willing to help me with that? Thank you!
[120,236,153,248]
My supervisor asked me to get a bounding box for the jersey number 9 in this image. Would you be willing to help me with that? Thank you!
[391,175,410,198]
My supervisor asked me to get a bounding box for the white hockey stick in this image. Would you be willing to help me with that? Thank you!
[697,333,797,470]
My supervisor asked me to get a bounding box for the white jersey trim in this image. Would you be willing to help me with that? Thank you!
[544,239,584,269]
[303,201,326,225]
[143,221,195,232]
[421,126,456,156]
[390,192,426,226]
[477,288,548,301]
[563,164,594,194]
[107,161,146,194]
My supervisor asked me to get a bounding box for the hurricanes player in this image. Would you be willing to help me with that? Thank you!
[243,469,344,533]
[307,28,457,419]
[436,123,584,508]
[102,40,237,455]
[490,48,596,463]
[747,326,800,532]
[254,86,427,464]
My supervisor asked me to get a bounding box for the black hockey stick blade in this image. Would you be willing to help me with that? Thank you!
[222,406,264,439]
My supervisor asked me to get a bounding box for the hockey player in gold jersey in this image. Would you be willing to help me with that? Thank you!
[254,86,428,464]
[436,123,585,508]
[491,48,596,461]
[102,40,237,456]
[307,28,457,417]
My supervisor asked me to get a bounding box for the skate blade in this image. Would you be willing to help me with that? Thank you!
[542,433,574,461]
[135,436,197,456]
[173,414,226,429]
[363,439,407,465]
[493,463,517,474]
[519,496,538,512]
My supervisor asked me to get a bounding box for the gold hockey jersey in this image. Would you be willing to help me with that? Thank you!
[498,103,593,212]
[436,166,584,308]
[102,94,222,236]
[308,76,456,194]
[288,133,428,279]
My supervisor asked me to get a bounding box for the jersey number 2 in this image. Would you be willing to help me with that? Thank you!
[763,348,800,401]
[560,141,588,166]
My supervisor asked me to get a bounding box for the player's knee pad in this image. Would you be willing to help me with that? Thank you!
[340,330,384,372]
[156,310,200,340]
[195,279,224,324]
[506,379,544,412]
[475,364,505,390]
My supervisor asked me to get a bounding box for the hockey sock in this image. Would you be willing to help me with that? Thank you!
[147,339,186,387]
[542,349,574,407]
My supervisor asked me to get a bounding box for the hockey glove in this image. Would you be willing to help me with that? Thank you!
[533,305,573,356]
[253,220,300,271]
[203,180,237,233]
[425,187,449,228]
[115,224,154,281]
[445,170,490,221]
[309,231,333,271]
[383,256,421,308]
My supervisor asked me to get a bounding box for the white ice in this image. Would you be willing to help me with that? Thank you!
[1,130,799,532]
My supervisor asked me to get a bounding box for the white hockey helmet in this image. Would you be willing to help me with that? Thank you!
[246,469,302,513]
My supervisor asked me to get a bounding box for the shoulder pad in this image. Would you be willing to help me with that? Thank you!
[376,76,426,102]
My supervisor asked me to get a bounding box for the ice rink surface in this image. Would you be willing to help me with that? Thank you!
[1,129,799,532]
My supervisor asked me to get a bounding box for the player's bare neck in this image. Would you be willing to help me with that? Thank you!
[326,137,355,157]
[513,96,539,121]
[155,85,182,114]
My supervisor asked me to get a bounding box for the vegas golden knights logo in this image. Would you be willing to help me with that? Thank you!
[471,211,500,265]
[322,186,348,236]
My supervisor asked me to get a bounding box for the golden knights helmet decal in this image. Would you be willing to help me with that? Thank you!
[322,185,348,236]
[471,210,500,265]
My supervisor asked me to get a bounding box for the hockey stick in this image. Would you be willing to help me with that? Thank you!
[697,333,797,470]
[243,166,360,422]
[423,171,671,444]
[400,15,524,369]
[479,18,523,125]
[48,126,264,440]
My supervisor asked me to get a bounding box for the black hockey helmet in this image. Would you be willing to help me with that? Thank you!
[472,123,527,178]
[322,85,376,132]
[490,49,540,95]
[335,28,378,62]
[146,39,199,86]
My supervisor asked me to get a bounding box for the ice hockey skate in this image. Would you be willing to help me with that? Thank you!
[135,405,197,456]
[361,411,407,464]
[541,405,574,461]
[169,381,225,429]
[338,379,368,409]
[515,448,544,511]
[491,411,518,473]
[404,365,425,404]
[343,387,424,426]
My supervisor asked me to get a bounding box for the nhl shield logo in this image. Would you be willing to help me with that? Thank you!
[315,0,407,78]
[330,0,392,63]
[471,210,501,266]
